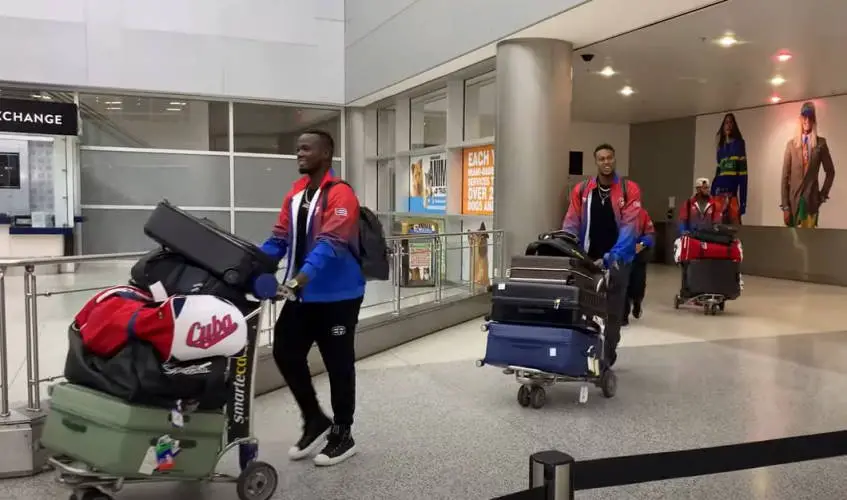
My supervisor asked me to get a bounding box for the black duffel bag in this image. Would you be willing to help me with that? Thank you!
[130,248,253,311]
[64,326,229,410]
[691,224,736,246]
[524,230,603,274]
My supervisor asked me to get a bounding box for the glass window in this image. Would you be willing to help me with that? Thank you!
[464,75,496,140]
[79,93,229,151]
[233,103,341,156]
[376,159,395,212]
[376,107,396,156]
[410,90,447,150]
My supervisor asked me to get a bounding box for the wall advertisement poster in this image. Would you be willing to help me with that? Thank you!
[408,153,447,214]
[462,145,494,216]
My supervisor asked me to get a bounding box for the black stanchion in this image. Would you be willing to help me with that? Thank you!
[529,450,575,500]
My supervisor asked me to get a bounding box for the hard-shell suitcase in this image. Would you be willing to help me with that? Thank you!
[683,260,741,299]
[507,255,606,318]
[483,322,600,376]
[490,279,602,331]
[143,201,277,289]
[679,234,742,262]
[41,383,225,479]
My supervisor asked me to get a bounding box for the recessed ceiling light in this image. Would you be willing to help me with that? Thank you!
[770,95,782,104]
[619,86,635,97]
[716,33,739,48]
[770,76,786,86]
[599,66,616,77]
[776,52,792,62]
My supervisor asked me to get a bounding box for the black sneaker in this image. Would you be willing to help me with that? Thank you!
[288,416,332,461]
[313,424,357,467]
[633,302,642,319]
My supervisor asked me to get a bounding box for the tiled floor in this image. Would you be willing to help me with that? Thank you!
[5,265,847,499]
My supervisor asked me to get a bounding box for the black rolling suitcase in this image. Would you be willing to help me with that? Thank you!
[683,260,741,299]
[144,201,277,290]
[490,280,600,332]
[508,255,606,318]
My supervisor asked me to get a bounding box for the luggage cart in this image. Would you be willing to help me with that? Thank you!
[476,316,617,409]
[674,292,726,315]
[46,303,278,500]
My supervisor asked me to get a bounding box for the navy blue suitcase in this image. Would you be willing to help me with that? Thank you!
[483,322,600,376]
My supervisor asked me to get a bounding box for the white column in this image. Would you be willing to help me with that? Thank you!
[494,38,574,259]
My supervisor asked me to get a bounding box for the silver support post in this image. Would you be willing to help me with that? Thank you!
[392,240,402,315]
[23,265,41,412]
[0,266,8,417]
[529,450,575,500]
[469,233,477,296]
[433,236,442,302]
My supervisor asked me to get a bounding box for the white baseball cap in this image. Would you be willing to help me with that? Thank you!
[695,177,710,188]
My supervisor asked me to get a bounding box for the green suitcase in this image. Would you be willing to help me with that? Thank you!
[41,383,226,479]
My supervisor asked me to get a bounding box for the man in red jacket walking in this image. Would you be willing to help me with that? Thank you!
[261,130,366,467]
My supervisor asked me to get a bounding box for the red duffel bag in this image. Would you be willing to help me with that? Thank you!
[678,234,742,262]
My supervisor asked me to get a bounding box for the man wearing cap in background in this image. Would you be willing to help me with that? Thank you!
[679,178,723,234]
[780,101,836,228]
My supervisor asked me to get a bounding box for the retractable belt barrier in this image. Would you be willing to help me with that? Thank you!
[494,430,847,499]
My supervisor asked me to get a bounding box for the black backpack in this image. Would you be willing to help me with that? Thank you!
[322,181,390,281]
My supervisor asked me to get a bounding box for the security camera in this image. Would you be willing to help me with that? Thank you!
[580,54,595,63]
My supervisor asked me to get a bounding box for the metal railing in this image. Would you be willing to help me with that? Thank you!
[0,230,504,418]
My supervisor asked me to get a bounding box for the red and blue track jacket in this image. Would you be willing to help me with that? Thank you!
[261,170,365,302]
[561,175,643,266]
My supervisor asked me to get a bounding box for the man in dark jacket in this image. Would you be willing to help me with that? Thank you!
[261,129,365,467]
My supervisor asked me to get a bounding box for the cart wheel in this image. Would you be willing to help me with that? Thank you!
[72,488,112,500]
[517,385,531,407]
[673,295,681,309]
[237,461,278,500]
[600,370,617,398]
[718,302,725,312]
[529,386,546,409]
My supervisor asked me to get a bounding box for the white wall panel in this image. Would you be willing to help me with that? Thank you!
[0,0,344,104]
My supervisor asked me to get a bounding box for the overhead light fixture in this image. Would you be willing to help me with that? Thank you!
[105,106,122,111]
[104,101,122,105]
[165,107,182,112]
[169,101,187,106]
[618,86,635,97]
[716,33,739,48]
[776,52,792,62]
[770,95,782,104]
[599,66,616,77]
[770,75,786,86]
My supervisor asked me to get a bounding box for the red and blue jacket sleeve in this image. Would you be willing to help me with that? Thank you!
[561,184,583,237]
[299,184,360,282]
[678,198,691,234]
[608,180,642,265]
[637,210,655,248]
[260,194,291,261]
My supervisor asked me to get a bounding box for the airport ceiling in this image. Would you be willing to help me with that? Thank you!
[570,0,847,123]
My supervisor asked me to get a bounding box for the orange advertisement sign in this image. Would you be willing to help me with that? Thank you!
[462,145,495,215]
